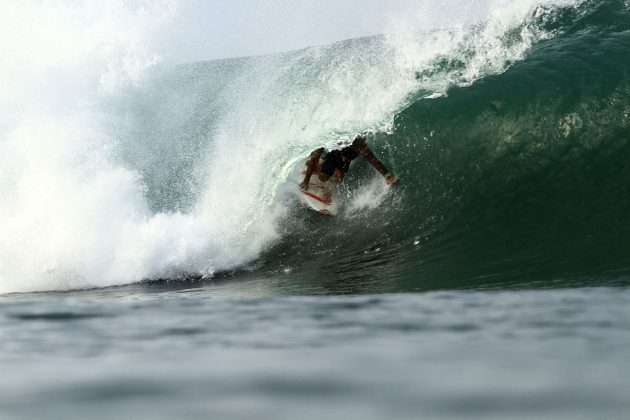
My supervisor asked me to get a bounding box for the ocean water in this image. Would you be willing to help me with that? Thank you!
[3,284,630,419]
[2,0,630,418]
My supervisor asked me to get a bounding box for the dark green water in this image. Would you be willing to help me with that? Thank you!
[251,0,630,293]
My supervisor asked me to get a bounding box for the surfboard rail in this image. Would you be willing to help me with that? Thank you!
[297,162,339,216]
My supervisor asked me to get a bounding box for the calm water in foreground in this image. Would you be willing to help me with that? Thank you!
[1,281,629,419]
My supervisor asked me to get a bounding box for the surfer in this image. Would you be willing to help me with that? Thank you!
[299,134,397,192]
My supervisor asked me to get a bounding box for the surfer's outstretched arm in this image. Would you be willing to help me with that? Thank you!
[351,137,397,185]
[300,147,324,191]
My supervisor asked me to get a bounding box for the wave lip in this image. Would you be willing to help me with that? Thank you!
[5,0,627,293]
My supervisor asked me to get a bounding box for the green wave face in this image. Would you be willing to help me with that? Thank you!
[260,0,630,292]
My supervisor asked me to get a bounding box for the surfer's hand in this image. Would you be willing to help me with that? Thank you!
[299,182,308,191]
[385,174,398,185]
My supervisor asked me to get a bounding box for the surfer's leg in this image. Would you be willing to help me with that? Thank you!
[318,172,331,181]
[319,154,336,181]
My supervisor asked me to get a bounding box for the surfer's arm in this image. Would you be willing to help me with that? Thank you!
[300,147,324,191]
[358,145,398,185]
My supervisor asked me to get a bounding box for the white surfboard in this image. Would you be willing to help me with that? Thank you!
[298,162,341,216]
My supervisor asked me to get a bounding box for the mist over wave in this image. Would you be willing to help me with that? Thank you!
[3,0,617,294]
